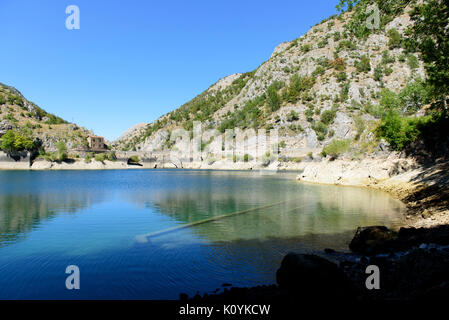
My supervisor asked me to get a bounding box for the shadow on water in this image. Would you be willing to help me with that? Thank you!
[0,226,356,299]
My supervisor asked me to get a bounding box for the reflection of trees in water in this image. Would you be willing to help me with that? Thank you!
[0,192,104,246]
[130,179,406,243]
[131,178,301,220]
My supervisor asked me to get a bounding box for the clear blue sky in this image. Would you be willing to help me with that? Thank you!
[0,0,340,140]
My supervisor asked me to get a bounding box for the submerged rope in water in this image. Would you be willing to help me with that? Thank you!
[135,200,288,242]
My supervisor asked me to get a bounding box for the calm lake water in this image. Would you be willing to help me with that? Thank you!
[0,169,405,299]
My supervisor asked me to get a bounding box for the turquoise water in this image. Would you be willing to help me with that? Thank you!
[0,170,405,299]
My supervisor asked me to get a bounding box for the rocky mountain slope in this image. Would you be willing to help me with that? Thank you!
[0,82,93,152]
[114,0,430,162]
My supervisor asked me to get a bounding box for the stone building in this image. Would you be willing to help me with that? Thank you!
[87,136,105,150]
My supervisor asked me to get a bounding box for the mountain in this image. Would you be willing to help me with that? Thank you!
[0,82,93,152]
[114,0,440,162]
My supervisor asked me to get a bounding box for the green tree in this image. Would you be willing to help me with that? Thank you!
[266,83,281,112]
[0,130,34,152]
[0,130,16,152]
[336,0,358,12]
[376,111,421,150]
[398,80,429,114]
[56,141,68,161]
[14,134,34,150]
[410,0,449,109]
[379,89,400,111]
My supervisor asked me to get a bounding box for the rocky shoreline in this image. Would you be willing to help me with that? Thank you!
[296,156,449,229]
[2,153,447,229]
[185,225,449,303]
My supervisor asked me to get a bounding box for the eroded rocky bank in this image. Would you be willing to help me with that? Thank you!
[295,155,449,228]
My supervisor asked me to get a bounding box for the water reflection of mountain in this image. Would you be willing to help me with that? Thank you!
[0,192,104,246]
[130,175,406,243]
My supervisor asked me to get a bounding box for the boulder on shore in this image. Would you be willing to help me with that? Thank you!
[276,253,356,301]
[349,226,395,255]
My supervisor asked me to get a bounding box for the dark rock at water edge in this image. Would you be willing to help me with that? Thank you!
[350,225,449,255]
[276,252,357,301]
[349,226,395,255]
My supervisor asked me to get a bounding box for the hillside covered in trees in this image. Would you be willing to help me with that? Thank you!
[115,0,448,164]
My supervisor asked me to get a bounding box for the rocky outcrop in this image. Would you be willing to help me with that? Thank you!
[0,120,15,136]
[296,156,418,186]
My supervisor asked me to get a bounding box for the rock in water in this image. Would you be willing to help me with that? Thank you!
[276,253,356,301]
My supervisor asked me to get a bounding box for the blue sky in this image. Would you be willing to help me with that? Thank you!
[0,0,340,140]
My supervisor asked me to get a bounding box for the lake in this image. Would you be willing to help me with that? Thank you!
[0,169,405,299]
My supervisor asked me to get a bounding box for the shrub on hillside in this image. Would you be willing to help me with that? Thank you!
[376,111,422,150]
[407,54,419,69]
[336,72,348,82]
[266,82,282,112]
[374,65,383,82]
[387,28,402,49]
[339,81,350,102]
[355,55,371,73]
[312,66,325,77]
[128,155,140,163]
[285,75,315,103]
[321,139,351,159]
[286,110,299,122]
[84,153,93,163]
[320,109,337,125]
[301,44,312,53]
[337,40,357,51]
[330,58,346,71]
[312,121,328,141]
[56,141,68,161]
[94,153,107,163]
